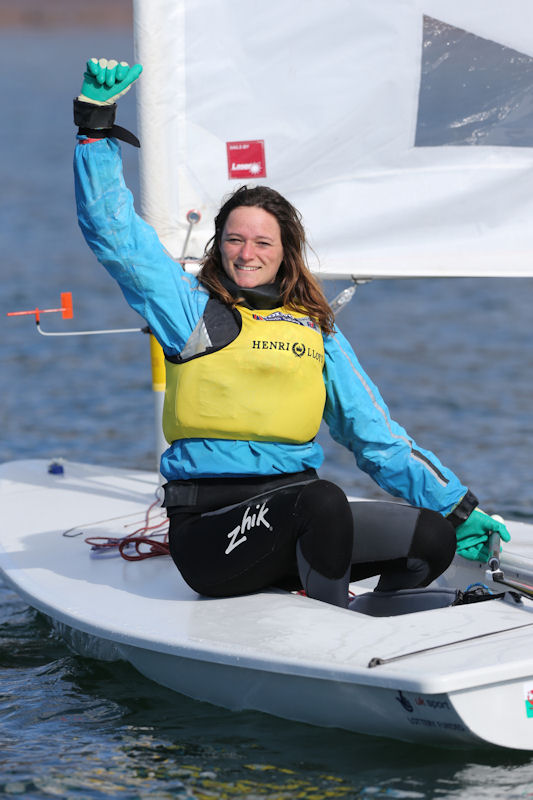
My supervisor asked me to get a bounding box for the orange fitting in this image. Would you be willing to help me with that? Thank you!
[61,292,73,319]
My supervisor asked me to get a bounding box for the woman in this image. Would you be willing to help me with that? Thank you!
[73,59,510,609]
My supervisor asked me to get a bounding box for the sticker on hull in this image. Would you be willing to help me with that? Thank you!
[524,685,533,718]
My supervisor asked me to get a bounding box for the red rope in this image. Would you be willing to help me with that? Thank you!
[118,536,170,560]
[84,494,170,561]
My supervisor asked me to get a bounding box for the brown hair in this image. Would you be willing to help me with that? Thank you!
[198,185,335,334]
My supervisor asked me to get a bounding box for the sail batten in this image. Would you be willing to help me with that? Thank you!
[133,0,533,278]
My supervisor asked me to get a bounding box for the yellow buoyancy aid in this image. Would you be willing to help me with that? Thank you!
[163,305,326,444]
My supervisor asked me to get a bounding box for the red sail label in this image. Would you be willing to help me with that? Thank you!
[226,140,266,179]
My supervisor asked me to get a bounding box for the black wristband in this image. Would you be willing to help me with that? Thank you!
[77,125,140,148]
[446,489,479,529]
[74,99,140,148]
[73,98,117,129]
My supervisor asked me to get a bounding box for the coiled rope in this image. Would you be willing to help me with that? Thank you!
[82,495,170,560]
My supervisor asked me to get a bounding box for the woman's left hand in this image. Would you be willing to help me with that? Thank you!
[78,58,143,106]
[455,508,511,562]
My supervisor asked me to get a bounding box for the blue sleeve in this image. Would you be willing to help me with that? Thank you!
[73,137,208,354]
[322,327,468,515]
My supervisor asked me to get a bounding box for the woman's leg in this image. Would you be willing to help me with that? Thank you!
[294,481,353,606]
[167,479,354,607]
[349,501,457,590]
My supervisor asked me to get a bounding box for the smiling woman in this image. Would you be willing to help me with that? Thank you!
[73,56,510,613]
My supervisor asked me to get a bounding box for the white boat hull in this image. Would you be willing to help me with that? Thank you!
[2,458,533,750]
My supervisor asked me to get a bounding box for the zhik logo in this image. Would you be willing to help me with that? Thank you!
[225,501,272,555]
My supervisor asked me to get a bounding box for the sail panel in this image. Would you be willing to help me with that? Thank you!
[133,0,533,278]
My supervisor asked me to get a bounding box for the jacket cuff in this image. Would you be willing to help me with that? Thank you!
[446,489,479,529]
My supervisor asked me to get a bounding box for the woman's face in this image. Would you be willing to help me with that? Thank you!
[220,206,284,289]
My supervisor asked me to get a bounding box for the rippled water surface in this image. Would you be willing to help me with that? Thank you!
[1,27,533,800]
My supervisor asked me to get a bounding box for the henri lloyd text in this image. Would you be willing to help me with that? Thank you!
[251,340,324,363]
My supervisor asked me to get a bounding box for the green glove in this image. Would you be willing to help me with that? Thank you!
[78,58,143,105]
[455,509,511,562]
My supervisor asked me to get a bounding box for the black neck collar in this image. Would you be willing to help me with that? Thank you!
[219,273,283,310]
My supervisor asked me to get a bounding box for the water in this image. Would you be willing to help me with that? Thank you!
[1,26,533,800]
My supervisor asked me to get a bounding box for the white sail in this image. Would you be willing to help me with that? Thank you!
[133,0,533,278]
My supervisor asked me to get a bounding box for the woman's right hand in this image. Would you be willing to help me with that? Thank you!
[78,58,143,106]
[455,508,511,561]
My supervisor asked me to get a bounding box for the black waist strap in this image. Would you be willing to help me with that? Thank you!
[163,468,318,513]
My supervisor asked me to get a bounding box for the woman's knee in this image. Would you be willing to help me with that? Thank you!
[295,480,353,578]
[296,480,350,522]
[409,508,457,585]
